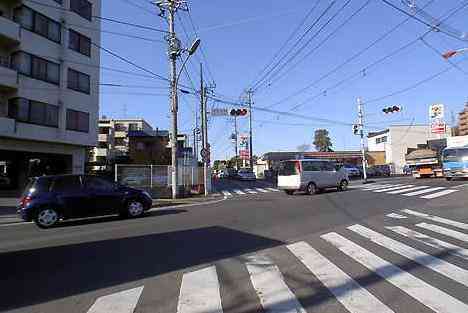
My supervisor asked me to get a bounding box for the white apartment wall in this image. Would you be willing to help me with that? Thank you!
[367,132,390,152]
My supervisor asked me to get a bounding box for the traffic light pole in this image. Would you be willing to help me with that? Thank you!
[357,97,368,183]
[247,89,254,169]
[234,115,239,169]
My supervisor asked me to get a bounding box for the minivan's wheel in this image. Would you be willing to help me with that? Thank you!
[284,190,294,195]
[35,208,59,228]
[126,200,145,218]
[338,180,349,191]
[306,183,317,195]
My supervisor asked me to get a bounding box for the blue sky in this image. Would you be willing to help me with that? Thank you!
[99,0,468,160]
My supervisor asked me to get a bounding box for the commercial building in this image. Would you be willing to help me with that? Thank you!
[458,102,468,136]
[367,125,440,174]
[0,0,101,193]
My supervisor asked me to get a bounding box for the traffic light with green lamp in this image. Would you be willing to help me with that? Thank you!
[382,105,402,114]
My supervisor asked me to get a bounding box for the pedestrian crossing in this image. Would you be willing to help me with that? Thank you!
[83,210,468,313]
[218,187,280,197]
[351,183,459,199]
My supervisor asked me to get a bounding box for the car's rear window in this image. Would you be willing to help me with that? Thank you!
[279,161,298,175]
[23,178,52,195]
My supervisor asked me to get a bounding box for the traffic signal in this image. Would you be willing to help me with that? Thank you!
[353,124,359,135]
[230,108,248,117]
[382,105,402,114]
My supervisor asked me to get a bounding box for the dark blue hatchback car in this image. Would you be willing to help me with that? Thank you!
[18,174,153,228]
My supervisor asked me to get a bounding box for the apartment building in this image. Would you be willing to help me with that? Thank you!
[458,102,468,136]
[92,118,153,167]
[0,0,101,192]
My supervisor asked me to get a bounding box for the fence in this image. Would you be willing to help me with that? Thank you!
[115,164,211,198]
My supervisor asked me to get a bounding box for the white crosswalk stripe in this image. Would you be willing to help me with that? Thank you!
[349,224,468,287]
[287,241,395,313]
[416,223,468,243]
[255,188,269,193]
[233,189,245,195]
[386,225,468,260]
[321,232,468,313]
[420,189,458,199]
[372,185,414,192]
[222,191,232,197]
[402,187,445,196]
[266,187,280,192]
[402,209,468,231]
[386,213,408,219]
[177,266,223,313]
[87,286,143,313]
[362,184,397,190]
[386,185,429,194]
[245,254,306,313]
[244,188,258,194]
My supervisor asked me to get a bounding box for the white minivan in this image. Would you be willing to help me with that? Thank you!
[277,159,349,195]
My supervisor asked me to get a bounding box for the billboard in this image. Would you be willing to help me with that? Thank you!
[239,134,250,160]
[429,104,445,134]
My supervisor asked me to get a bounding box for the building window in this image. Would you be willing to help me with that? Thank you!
[67,68,90,94]
[8,98,59,128]
[70,0,92,21]
[13,6,61,43]
[99,127,109,134]
[98,142,107,149]
[66,109,89,132]
[115,123,127,131]
[115,138,126,146]
[68,29,91,57]
[11,52,60,85]
[128,123,139,131]
[376,136,388,144]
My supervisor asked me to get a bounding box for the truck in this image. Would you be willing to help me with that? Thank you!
[442,135,468,180]
[405,149,444,178]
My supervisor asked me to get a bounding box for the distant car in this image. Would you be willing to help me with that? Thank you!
[343,164,360,177]
[17,175,153,228]
[218,170,228,178]
[375,165,391,176]
[226,168,238,178]
[237,169,256,181]
[403,165,412,175]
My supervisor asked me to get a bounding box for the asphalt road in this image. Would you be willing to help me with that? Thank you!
[1,176,467,313]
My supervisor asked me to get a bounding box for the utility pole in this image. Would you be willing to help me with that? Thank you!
[247,89,254,169]
[357,97,368,183]
[200,63,209,196]
[233,116,239,169]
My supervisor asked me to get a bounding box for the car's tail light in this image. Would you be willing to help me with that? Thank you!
[19,196,32,207]
[295,161,302,174]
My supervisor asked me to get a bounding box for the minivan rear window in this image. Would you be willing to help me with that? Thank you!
[279,161,298,175]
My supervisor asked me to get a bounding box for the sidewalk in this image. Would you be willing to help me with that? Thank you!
[0,194,223,225]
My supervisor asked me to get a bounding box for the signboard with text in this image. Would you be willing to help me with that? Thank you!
[429,104,445,134]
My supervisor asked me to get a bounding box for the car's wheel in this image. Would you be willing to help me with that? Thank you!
[446,177,453,181]
[338,179,349,191]
[284,190,294,195]
[306,183,317,195]
[34,208,60,229]
[125,200,145,218]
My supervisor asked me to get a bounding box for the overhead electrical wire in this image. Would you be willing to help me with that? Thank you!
[254,0,354,93]
[248,0,322,90]
[419,37,468,75]
[250,1,337,92]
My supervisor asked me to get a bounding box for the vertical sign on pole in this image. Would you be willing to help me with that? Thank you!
[429,104,445,134]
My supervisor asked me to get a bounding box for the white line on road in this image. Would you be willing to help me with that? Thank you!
[386,213,408,219]
[255,188,269,193]
[222,191,232,196]
[372,185,414,193]
[287,241,394,313]
[386,226,468,260]
[321,232,468,313]
[416,223,468,243]
[234,189,246,195]
[348,224,468,287]
[420,189,458,199]
[362,184,396,190]
[266,188,280,192]
[244,189,258,194]
[401,187,445,196]
[402,209,468,231]
[245,254,306,313]
[386,186,429,194]
[86,286,143,313]
[177,266,223,313]
[453,183,468,189]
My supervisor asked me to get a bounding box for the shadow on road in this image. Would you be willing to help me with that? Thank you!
[0,226,284,311]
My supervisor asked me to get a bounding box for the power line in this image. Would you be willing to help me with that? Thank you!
[24,0,168,33]
[251,1,337,92]
[248,0,322,90]
[264,0,373,89]
[254,0,354,92]
[420,37,468,75]
[119,0,159,16]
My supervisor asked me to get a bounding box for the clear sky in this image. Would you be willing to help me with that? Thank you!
[99,0,468,161]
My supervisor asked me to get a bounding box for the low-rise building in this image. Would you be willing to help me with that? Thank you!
[458,102,468,136]
[368,125,441,174]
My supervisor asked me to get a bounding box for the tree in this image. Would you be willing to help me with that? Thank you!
[297,144,311,152]
[313,129,333,152]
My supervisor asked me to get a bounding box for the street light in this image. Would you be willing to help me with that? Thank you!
[175,38,201,87]
[442,48,468,59]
